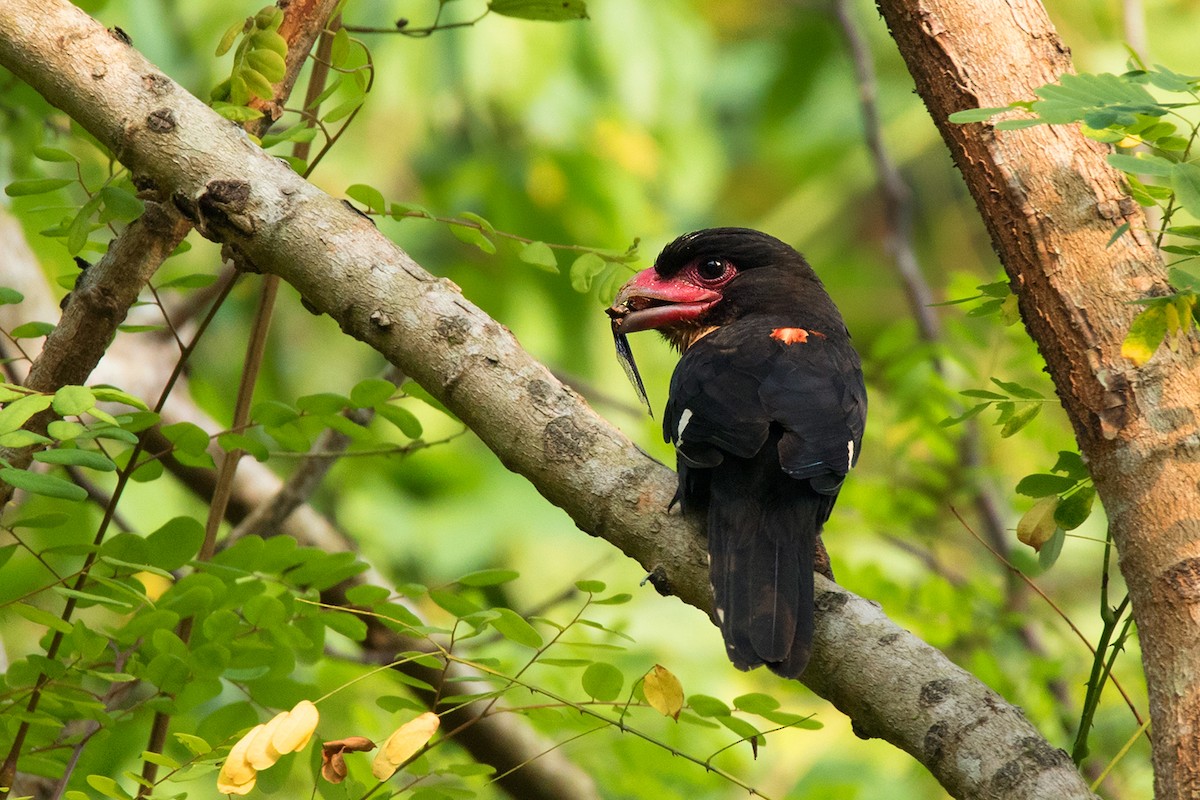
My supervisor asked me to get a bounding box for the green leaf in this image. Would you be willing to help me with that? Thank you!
[990,378,1044,399]
[1171,162,1200,217]
[346,183,387,213]
[323,610,369,641]
[569,252,607,292]
[1107,153,1175,178]
[947,106,1013,123]
[1037,527,1066,570]
[66,193,104,255]
[732,693,780,715]
[1000,404,1041,437]
[215,18,244,56]
[518,241,559,272]
[10,321,55,339]
[687,694,731,717]
[296,391,350,414]
[33,145,78,163]
[375,403,423,438]
[1052,450,1090,480]
[321,96,364,124]
[0,467,86,501]
[350,377,396,407]
[456,568,520,587]
[5,178,74,196]
[145,517,205,571]
[489,607,543,647]
[592,592,632,605]
[1014,473,1077,498]
[99,185,145,223]
[217,432,270,461]
[960,389,1007,400]
[717,714,764,745]
[581,662,623,701]
[1032,72,1159,124]
[1122,304,1168,365]
[449,222,497,255]
[161,421,211,456]
[1055,487,1096,530]
[429,588,482,618]
[52,385,96,417]
[158,272,218,290]
[329,26,351,67]
[246,48,286,83]
[213,102,265,122]
[11,512,69,529]
[239,66,275,100]
[575,579,606,593]
[11,602,75,634]
[253,399,299,426]
[33,448,116,471]
[0,287,25,305]
[459,211,495,234]
[0,429,51,447]
[488,0,589,20]
[0,392,54,434]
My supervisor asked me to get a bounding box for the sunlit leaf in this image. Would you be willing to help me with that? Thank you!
[1122,304,1168,365]
[644,665,684,719]
[372,712,440,780]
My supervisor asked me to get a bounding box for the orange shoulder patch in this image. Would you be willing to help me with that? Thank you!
[771,327,824,345]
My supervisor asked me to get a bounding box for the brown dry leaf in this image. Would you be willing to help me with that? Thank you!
[272,699,319,754]
[216,725,260,795]
[321,736,376,784]
[371,712,440,780]
[643,664,684,720]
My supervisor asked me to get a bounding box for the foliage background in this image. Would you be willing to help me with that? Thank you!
[1,0,1194,797]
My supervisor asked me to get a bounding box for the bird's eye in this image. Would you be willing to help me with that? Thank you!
[697,259,730,281]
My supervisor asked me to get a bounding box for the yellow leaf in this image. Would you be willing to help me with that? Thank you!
[272,700,319,754]
[133,571,172,601]
[371,712,440,780]
[217,725,260,793]
[1017,496,1060,551]
[643,664,684,720]
[245,712,286,769]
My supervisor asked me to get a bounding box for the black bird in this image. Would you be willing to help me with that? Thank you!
[607,228,866,678]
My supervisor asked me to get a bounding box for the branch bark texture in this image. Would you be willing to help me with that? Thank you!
[876,0,1200,795]
[0,2,1106,797]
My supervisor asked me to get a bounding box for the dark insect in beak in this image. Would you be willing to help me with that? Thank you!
[607,308,652,416]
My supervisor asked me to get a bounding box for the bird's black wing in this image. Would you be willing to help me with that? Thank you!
[663,319,865,677]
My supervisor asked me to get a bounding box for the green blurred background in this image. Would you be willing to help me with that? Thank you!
[3,0,1189,796]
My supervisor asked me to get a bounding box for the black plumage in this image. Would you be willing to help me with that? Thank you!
[608,228,866,678]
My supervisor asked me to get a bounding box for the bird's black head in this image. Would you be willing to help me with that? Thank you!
[607,228,833,351]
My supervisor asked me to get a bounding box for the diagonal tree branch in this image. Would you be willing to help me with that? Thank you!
[0,0,339,503]
[0,2,1104,797]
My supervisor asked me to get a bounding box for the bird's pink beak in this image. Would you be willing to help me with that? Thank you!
[606,267,720,335]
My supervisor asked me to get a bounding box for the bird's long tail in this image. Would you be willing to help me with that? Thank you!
[706,458,832,679]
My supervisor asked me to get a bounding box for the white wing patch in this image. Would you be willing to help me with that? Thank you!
[675,408,693,444]
[847,439,855,467]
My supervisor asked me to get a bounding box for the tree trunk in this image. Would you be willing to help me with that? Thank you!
[0,0,1166,795]
[876,0,1200,795]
